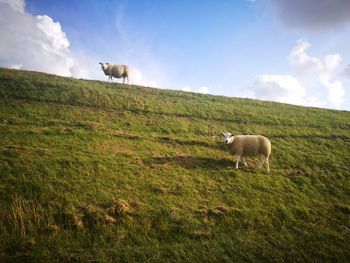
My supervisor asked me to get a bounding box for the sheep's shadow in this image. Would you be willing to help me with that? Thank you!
[144,156,262,172]
[157,136,219,149]
[145,156,237,170]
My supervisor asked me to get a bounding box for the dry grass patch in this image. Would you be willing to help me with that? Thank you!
[107,198,141,218]
[1,196,47,237]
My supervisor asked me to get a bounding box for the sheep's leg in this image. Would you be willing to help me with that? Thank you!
[258,156,270,172]
[257,156,265,169]
[233,155,241,169]
[241,157,248,167]
[265,157,270,172]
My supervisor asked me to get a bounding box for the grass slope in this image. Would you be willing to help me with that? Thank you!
[0,68,349,262]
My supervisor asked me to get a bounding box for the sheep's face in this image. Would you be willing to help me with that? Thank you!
[222,132,234,145]
[99,62,109,71]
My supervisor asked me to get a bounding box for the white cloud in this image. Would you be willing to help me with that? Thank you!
[129,68,143,85]
[288,40,345,109]
[288,39,341,75]
[36,15,70,51]
[181,85,209,94]
[181,86,192,92]
[319,75,345,108]
[246,40,346,109]
[69,52,96,79]
[248,73,328,108]
[0,0,90,78]
[9,64,23,70]
[343,64,350,78]
[198,86,209,94]
[0,0,25,14]
[249,74,305,105]
[303,97,324,108]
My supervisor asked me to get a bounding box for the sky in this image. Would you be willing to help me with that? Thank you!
[1,0,350,110]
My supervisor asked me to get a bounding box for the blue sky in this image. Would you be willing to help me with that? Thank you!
[1,0,350,110]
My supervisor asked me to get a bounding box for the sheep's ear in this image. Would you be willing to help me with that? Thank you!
[221,132,226,136]
[99,62,102,65]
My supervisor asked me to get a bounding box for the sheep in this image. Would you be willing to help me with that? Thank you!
[99,62,130,84]
[221,133,271,172]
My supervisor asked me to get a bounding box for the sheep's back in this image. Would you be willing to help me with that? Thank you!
[110,65,128,78]
[231,135,271,157]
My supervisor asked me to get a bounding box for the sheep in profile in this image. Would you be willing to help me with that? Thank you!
[221,133,271,172]
[99,62,130,84]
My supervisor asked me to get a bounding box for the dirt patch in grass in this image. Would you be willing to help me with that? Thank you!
[107,198,141,218]
[196,204,232,217]
[334,203,350,214]
[58,211,84,230]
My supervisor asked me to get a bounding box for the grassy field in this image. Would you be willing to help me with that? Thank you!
[0,67,349,262]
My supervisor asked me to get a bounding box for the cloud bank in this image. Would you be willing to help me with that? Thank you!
[270,0,350,30]
[0,0,91,78]
[181,85,209,94]
[0,0,24,13]
[249,75,305,104]
[289,40,345,108]
[288,40,341,75]
[247,40,345,109]
[343,64,350,78]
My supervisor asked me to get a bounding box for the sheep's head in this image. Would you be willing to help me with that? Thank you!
[221,132,234,145]
[99,62,109,71]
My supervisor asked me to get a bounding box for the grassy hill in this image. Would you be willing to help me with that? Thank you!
[0,67,349,262]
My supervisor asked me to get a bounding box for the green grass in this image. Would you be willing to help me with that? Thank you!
[0,67,349,262]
